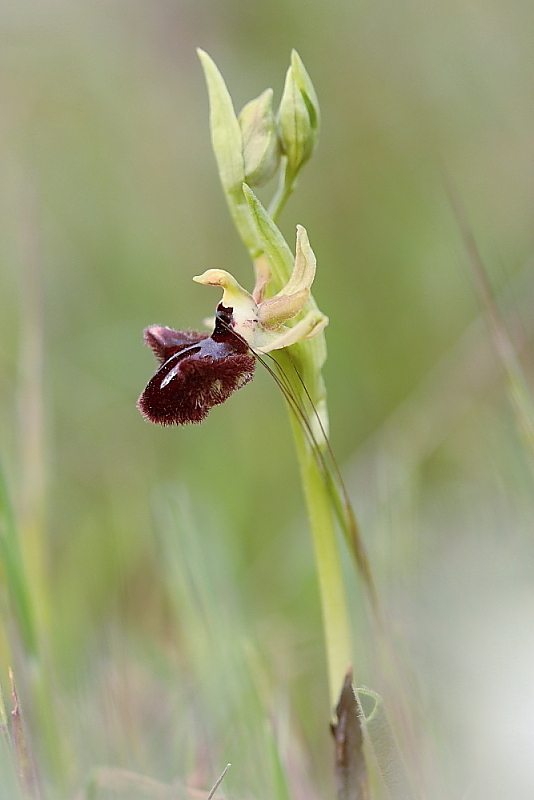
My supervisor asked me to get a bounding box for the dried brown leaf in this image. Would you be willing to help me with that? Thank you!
[331,668,368,800]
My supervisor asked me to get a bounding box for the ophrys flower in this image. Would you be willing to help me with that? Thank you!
[137,225,327,425]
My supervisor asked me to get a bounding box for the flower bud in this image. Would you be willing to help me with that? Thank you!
[238,88,281,187]
[277,50,320,178]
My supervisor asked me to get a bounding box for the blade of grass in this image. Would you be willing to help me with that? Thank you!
[0,720,21,800]
[446,182,534,466]
[0,454,68,788]
[356,687,416,800]
[9,669,43,800]
[347,252,534,520]
[0,457,38,659]
[16,181,49,637]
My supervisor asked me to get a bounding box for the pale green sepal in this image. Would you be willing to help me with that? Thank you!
[283,224,316,296]
[356,688,416,800]
[239,88,282,187]
[242,183,294,290]
[197,49,260,256]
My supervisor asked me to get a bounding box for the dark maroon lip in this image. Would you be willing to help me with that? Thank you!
[137,305,255,426]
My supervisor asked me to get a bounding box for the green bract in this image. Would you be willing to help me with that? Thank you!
[197,48,259,256]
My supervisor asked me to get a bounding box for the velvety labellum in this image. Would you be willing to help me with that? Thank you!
[137,305,255,425]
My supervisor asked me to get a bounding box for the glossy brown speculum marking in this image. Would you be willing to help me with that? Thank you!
[137,305,255,425]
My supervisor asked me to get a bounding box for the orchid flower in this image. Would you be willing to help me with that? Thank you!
[137,225,327,425]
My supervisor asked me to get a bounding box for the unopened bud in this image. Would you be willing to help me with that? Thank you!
[277,50,320,178]
[238,88,281,187]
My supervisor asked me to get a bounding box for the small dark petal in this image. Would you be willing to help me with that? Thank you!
[137,334,255,425]
[144,325,209,364]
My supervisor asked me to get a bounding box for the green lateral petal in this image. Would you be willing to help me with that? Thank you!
[258,288,309,327]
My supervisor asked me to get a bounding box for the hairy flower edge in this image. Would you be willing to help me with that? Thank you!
[137,307,255,425]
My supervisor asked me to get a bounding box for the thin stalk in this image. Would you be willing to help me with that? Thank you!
[294,425,352,707]
[270,348,352,708]
[446,182,534,463]
[249,185,355,705]
[213,284,354,708]
[267,160,296,223]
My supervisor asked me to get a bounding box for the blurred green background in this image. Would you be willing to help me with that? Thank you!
[1,1,534,798]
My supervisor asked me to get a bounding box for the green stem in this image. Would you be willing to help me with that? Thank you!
[243,175,353,707]
[267,160,296,223]
[247,184,353,708]
[290,413,352,708]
